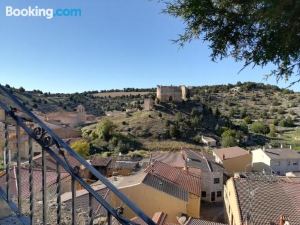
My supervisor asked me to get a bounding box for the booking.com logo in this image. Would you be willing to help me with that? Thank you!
[5,6,81,19]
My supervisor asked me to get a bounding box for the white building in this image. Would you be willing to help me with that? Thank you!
[252,147,300,175]
[183,149,224,203]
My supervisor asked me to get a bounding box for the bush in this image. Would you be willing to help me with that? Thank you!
[279,116,294,127]
[251,121,270,134]
[71,140,90,158]
[93,119,116,141]
[243,116,252,124]
[221,129,238,147]
[269,124,277,137]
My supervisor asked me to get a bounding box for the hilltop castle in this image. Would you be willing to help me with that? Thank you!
[156,85,187,102]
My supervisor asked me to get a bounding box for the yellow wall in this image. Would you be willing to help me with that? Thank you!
[223,154,252,175]
[187,193,201,218]
[224,178,242,225]
[110,183,200,223]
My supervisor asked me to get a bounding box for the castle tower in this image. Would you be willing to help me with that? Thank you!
[76,104,86,123]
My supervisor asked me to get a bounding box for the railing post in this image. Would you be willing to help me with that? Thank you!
[56,164,61,225]
[88,193,93,225]
[107,211,112,225]
[16,124,22,213]
[71,177,76,225]
[4,111,10,201]
[42,148,47,224]
[28,137,34,225]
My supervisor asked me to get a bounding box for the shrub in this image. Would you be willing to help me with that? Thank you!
[251,121,270,135]
[71,140,90,158]
[221,129,238,147]
[279,116,294,127]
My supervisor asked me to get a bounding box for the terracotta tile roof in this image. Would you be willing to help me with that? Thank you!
[212,147,249,160]
[261,148,300,160]
[63,187,109,217]
[0,166,70,199]
[33,153,82,172]
[131,212,167,225]
[90,156,112,167]
[144,161,201,196]
[185,218,227,225]
[233,177,300,225]
[143,173,188,201]
[151,151,186,168]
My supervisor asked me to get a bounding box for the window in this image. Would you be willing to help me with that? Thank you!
[214,178,220,184]
[201,191,206,197]
[217,191,222,197]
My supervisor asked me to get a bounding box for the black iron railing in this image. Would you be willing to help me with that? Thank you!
[0,85,155,225]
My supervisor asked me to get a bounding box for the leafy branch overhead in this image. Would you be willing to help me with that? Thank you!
[163,0,300,84]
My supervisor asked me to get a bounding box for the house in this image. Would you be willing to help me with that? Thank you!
[107,160,139,176]
[212,147,252,175]
[151,150,224,203]
[224,176,300,225]
[252,147,300,175]
[0,166,71,201]
[45,104,96,127]
[157,85,187,102]
[110,162,201,223]
[201,136,217,147]
[90,156,112,176]
[182,149,224,203]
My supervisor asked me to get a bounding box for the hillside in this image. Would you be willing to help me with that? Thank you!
[1,82,300,153]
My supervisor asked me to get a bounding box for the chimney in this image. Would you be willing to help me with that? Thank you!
[281,144,283,149]
[149,153,153,165]
[289,145,292,150]
[184,159,189,173]
[262,146,265,151]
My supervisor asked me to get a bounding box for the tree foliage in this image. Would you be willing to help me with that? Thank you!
[251,121,270,134]
[71,140,90,158]
[163,0,300,84]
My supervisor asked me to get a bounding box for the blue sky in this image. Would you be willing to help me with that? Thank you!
[0,0,297,93]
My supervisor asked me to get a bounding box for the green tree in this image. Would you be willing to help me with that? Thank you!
[94,119,116,141]
[71,140,90,158]
[163,1,300,84]
[251,121,270,134]
[221,129,238,147]
[243,116,252,124]
[269,124,277,137]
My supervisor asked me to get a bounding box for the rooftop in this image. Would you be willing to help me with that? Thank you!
[259,148,300,160]
[0,166,70,199]
[233,177,300,224]
[145,161,201,196]
[183,149,224,173]
[185,218,228,225]
[90,156,112,167]
[142,173,188,201]
[213,147,249,160]
[151,151,186,168]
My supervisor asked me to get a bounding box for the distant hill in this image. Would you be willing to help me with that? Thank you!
[2,82,300,150]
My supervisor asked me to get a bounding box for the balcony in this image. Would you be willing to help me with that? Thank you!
[0,85,155,225]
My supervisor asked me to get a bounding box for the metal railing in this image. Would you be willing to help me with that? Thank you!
[0,85,155,225]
